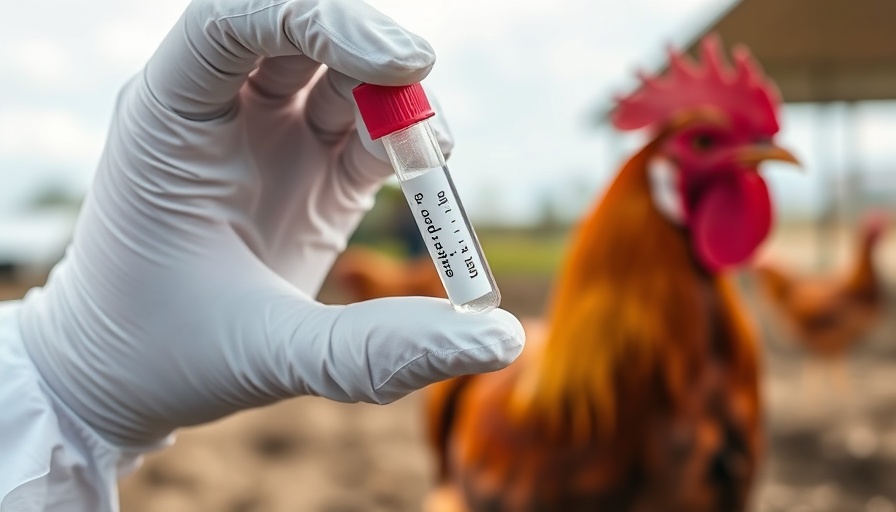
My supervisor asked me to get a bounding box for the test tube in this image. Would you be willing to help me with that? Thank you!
[352,83,501,314]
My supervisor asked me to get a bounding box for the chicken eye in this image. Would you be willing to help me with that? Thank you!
[691,133,715,151]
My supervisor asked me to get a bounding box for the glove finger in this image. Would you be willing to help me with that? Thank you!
[305,69,360,143]
[147,0,435,120]
[248,55,322,100]
[337,131,397,192]
[272,296,525,405]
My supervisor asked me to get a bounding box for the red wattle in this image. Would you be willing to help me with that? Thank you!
[690,172,772,272]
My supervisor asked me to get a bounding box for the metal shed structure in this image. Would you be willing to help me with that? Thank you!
[683,0,896,104]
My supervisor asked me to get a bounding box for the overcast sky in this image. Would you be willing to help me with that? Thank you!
[1,0,894,226]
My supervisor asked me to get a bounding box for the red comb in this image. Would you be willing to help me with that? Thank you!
[612,35,781,136]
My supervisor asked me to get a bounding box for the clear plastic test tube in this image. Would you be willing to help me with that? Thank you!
[352,83,500,314]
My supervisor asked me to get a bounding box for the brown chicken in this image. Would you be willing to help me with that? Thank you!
[754,212,887,359]
[424,36,800,512]
[329,245,446,302]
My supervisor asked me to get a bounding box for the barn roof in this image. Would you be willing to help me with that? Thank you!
[687,0,896,103]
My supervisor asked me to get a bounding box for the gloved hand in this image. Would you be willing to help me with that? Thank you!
[19,0,524,449]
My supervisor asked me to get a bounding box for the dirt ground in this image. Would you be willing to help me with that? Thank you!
[2,224,895,511]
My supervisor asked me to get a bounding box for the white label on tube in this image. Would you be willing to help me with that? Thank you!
[401,168,492,305]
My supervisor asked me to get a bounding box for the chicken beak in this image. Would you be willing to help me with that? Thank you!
[736,144,801,169]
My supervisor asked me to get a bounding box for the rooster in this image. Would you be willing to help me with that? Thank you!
[754,213,887,360]
[423,36,799,512]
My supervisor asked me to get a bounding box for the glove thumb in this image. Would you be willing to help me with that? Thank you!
[269,296,525,404]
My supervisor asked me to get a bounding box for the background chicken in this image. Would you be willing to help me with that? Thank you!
[330,245,446,302]
[753,213,888,398]
[424,35,800,512]
[330,186,447,303]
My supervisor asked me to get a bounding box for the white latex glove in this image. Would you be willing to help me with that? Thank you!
[18,0,524,449]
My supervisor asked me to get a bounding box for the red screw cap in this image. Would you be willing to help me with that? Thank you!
[352,83,435,140]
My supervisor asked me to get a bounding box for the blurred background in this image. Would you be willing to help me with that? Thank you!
[1,0,895,510]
